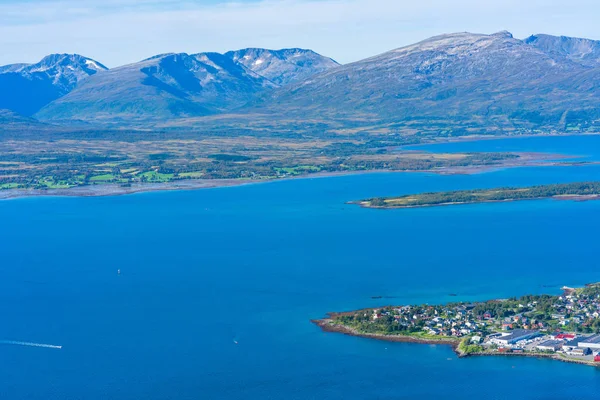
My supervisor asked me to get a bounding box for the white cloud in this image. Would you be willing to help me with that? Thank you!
[1,0,600,67]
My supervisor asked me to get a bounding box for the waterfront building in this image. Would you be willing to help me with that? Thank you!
[536,340,562,352]
[566,347,591,356]
[578,335,600,350]
[491,329,540,345]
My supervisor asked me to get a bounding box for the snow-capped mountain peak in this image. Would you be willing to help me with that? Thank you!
[224,48,340,86]
[0,53,109,116]
[0,53,108,93]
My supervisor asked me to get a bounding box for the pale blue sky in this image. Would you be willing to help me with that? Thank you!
[1,0,599,67]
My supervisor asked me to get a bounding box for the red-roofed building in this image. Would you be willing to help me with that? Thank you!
[555,334,576,340]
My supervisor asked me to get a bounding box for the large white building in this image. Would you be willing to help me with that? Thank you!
[490,329,540,346]
[536,340,562,352]
[577,335,600,350]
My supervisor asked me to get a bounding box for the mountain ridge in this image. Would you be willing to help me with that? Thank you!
[525,34,600,67]
[33,48,339,122]
[35,52,275,122]
[0,53,107,116]
[224,48,339,86]
[3,33,600,133]
[247,31,600,132]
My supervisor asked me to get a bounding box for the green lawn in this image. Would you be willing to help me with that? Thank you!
[90,174,117,182]
[0,183,21,189]
[45,183,72,189]
[139,171,174,182]
[275,165,321,175]
[37,177,74,189]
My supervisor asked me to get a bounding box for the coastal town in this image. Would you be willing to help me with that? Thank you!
[316,283,600,366]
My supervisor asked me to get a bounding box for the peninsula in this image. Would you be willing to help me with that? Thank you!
[354,182,600,209]
[314,284,600,367]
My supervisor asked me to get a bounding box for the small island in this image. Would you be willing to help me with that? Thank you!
[354,181,600,209]
[313,284,600,367]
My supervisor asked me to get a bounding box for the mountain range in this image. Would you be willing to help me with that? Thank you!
[2,32,600,132]
[35,52,277,122]
[254,31,600,132]
[3,48,338,122]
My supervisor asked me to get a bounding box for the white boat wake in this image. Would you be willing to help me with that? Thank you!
[0,340,62,349]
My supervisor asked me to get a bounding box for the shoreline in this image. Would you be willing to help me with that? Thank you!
[401,131,600,149]
[0,178,261,201]
[353,194,600,210]
[312,318,461,349]
[312,318,600,367]
[0,151,588,201]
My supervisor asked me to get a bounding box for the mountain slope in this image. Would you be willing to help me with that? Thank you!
[0,109,43,125]
[525,34,600,67]
[250,31,600,132]
[36,52,275,122]
[0,54,107,116]
[224,48,339,86]
[0,109,55,134]
[36,48,338,123]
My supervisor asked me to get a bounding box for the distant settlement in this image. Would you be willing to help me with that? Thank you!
[314,284,600,366]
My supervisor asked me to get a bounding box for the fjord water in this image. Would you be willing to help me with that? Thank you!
[2,136,600,400]
[408,134,600,161]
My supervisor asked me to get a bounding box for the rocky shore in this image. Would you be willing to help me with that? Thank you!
[312,318,460,349]
[313,318,600,367]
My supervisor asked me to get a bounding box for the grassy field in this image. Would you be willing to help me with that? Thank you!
[139,171,174,182]
[0,183,22,189]
[90,174,117,182]
[0,127,537,191]
[275,165,322,176]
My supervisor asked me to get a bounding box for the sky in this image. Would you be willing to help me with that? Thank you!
[1,0,600,67]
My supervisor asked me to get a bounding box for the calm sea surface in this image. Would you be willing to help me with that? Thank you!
[1,135,600,400]
[408,134,600,161]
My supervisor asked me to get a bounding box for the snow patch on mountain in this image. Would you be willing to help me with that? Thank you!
[224,48,340,86]
[525,34,600,66]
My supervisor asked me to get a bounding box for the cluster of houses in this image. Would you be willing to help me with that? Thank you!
[367,286,600,362]
[372,305,486,337]
[546,290,600,328]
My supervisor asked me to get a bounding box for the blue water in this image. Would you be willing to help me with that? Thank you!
[2,136,600,399]
[408,134,600,161]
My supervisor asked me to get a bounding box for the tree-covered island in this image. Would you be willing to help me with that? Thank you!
[313,284,600,366]
[355,181,600,209]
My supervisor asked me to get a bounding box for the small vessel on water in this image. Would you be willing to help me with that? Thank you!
[117,269,121,275]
